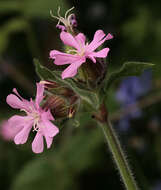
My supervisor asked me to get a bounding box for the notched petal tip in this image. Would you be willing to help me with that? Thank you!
[94,30,106,41]
[45,136,53,149]
[50,50,57,59]
[6,94,23,109]
[106,33,114,40]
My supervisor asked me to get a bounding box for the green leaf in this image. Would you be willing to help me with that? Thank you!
[104,61,154,90]
[34,59,99,110]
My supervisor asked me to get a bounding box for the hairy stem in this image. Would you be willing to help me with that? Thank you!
[98,118,139,190]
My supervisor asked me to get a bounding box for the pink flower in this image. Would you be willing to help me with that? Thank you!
[50,30,113,79]
[0,120,22,141]
[6,83,59,153]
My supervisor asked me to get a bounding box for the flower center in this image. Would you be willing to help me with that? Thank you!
[32,112,41,132]
[78,46,86,56]
[77,41,88,57]
[67,47,86,57]
[21,108,41,132]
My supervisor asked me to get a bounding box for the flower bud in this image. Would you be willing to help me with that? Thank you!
[77,58,107,88]
[43,95,68,119]
[42,82,78,119]
[41,80,75,98]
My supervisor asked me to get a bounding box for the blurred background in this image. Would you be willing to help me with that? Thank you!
[0,0,161,189]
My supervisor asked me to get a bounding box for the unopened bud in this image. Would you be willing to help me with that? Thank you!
[40,80,59,89]
[43,95,68,119]
[41,80,76,98]
[43,94,78,119]
[78,58,107,88]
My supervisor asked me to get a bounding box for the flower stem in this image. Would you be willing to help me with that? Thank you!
[98,118,139,190]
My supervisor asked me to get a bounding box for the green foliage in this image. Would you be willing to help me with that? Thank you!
[11,125,103,190]
[104,61,154,90]
[23,0,69,19]
[105,88,119,113]
[0,0,69,18]
[34,59,100,110]
[122,7,150,46]
[0,1,20,13]
[11,155,74,190]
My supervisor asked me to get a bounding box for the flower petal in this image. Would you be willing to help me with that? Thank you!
[0,120,22,141]
[6,94,24,109]
[50,50,63,59]
[14,121,32,145]
[75,33,86,47]
[61,59,84,79]
[45,110,54,121]
[32,132,44,153]
[87,30,113,52]
[106,33,113,40]
[60,31,80,50]
[90,48,110,58]
[13,88,24,100]
[7,88,30,111]
[40,113,59,137]
[43,121,59,138]
[7,115,29,138]
[86,30,105,51]
[50,50,79,65]
[56,24,66,31]
[93,30,106,42]
[35,83,44,107]
[87,55,96,63]
[8,115,28,126]
[44,135,53,149]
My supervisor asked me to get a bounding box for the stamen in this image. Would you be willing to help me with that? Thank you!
[33,122,39,132]
[50,9,66,28]
[57,6,61,18]
[50,7,75,31]
[20,108,30,115]
[65,6,75,19]
[32,113,40,132]
[67,49,78,54]
[50,10,60,20]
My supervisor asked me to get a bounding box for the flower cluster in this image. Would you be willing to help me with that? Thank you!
[50,7,113,80]
[3,7,113,153]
